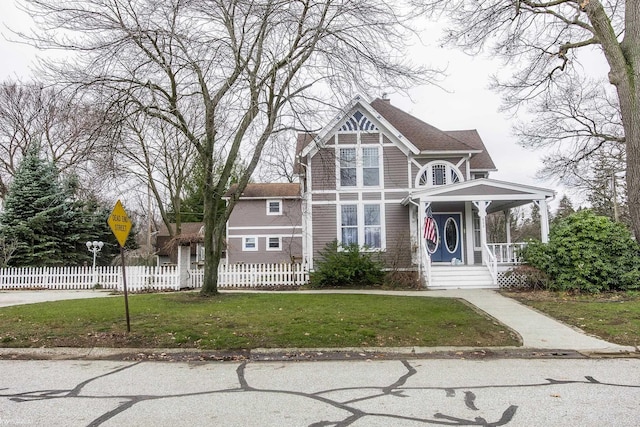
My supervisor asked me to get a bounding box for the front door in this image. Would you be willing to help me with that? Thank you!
[430,213,463,263]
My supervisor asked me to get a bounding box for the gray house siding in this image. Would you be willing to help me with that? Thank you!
[310,150,336,191]
[226,197,302,264]
[383,146,409,189]
[361,133,379,144]
[311,204,337,258]
[226,236,302,264]
[337,133,357,144]
[382,203,412,268]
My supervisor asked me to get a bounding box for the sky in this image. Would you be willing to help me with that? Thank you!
[0,1,610,211]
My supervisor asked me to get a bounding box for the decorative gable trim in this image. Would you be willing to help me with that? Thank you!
[339,110,378,132]
[300,95,421,158]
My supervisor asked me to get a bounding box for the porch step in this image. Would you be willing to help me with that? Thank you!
[428,266,497,290]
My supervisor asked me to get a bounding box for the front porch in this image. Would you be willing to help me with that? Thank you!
[427,243,527,289]
[403,179,555,289]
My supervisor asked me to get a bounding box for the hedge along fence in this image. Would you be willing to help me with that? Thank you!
[0,263,309,291]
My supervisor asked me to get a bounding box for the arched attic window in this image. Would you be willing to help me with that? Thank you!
[415,161,463,187]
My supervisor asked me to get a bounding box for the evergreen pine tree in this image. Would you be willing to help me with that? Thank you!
[552,195,576,225]
[0,145,94,266]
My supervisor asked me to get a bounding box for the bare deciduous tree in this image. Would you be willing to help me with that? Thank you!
[0,81,108,199]
[414,0,640,236]
[114,111,200,239]
[20,0,434,294]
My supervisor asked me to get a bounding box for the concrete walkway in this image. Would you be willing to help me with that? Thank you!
[0,288,637,355]
[427,289,637,353]
[0,290,114,308]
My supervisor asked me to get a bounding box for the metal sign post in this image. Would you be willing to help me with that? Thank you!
[108,200,133,333]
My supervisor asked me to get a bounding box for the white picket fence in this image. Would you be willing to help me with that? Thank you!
[0,263,309,291]
[190,263,308,289]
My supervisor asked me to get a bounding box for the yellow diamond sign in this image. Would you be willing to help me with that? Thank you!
[108,200,132,247]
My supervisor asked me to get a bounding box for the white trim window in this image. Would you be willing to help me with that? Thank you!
[416,161,463,187]
[266,236,282,251]
[341,205,358,245]
[338,146,381,188]
[364,204,381,248]
[362,147,380,187]
[266,199,282,215]
[339,203,383,249]
[242,236,258,251]
[339,148,357,187]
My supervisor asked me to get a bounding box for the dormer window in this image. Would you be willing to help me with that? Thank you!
[416,161,463,187]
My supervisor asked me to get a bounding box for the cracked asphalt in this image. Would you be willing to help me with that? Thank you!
[1,357,639,426]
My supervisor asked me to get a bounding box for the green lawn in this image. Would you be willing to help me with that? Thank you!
[504,291,640,347]
[0,292,519,349]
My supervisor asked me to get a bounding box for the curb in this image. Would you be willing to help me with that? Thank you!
[1,346,637,361]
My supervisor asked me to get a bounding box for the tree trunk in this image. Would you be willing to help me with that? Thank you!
[586,0,640,237]
[200,137,219,295]
[622,0,640,238]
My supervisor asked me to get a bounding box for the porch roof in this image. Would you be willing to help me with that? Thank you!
[402,178,556,214]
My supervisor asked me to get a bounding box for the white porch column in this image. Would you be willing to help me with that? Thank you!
[472,201,491,263]
[504,209,512,245]
[534,199,550,243]
[464,201,475,265]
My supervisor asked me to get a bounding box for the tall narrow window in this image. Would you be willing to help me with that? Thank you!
[341,205,358,245]
[432,164,446,186]
[339,148,356,187]
[362,147,379,186]
[473,215,481,249]
[364,204,381,248]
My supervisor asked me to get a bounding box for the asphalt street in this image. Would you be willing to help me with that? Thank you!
[1,357,639,426]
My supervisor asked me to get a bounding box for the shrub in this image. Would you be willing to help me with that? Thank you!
[309,241,385,288]
[521,210,640,293]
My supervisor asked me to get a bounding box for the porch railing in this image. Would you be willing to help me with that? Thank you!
[487,243,527,264]
[482,243,498,285]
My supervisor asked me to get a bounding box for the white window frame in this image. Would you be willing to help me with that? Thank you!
[266,236,282,251]
[362,146,380,187]
[415,161,464,188]
[242,236,258,251]
[337,203,385,251]
[340,204,359,246]
[266,199,282,216]
[363,204,382,249]
[339,148,357,187]
[337,145,382,189]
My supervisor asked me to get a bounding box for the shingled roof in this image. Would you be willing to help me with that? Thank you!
[445,129,497,171]
[295,96,496,174]
[226,182,301,198]
[369,98,479,152]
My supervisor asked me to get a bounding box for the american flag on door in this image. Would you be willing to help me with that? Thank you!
[423,205,437,250]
